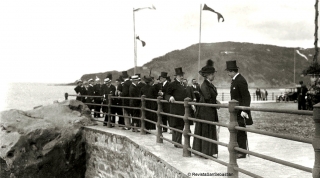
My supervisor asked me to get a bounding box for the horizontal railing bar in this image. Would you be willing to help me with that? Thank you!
[160,136,183,147]
[159,100,184,105]
[233,167,263,178]
[159,112,185,119]
[234,147,313,173]
[144,108,158,114]
[83,103,108,107]
[144,118,157,125]
[131,116,141,120]
[143,129,157,136]
[111,96,141,100]
[160,124,171,130]
[117,106,141,110]
[166,127,183,134]
[235,106,313,116]
[188,133,228,147]
[68,94,103,98]
[235,126,313,144]
[144,98,158,102]
[187,117,228,127]
[92,119,103,123]
[189,102,229,108]
[188,148,229,167]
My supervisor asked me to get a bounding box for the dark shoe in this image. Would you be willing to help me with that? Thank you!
[237,154,246,159]
[174,145,183,148]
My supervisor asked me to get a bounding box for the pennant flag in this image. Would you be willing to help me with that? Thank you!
[136,36,146,47]
[296,50,308,61]
[203,4,224,22]
[134,5,156,12]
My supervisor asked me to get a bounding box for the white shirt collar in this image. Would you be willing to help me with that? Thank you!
[163,81,167,86]
[132,83,137,86]
[233,73,240,80]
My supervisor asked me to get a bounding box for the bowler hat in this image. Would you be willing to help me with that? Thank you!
[122,71,129,78]
[199,59,216,76]
[143,76,153,83]
[174,67,184,76]
[225,60,239,70]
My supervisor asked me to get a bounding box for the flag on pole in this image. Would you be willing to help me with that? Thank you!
[134,5,156,12]
[136,36,146,47]
[296,50,308,61]
[203,4,224,22]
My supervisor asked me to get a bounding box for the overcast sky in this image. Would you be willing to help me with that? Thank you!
[0,0,315,84]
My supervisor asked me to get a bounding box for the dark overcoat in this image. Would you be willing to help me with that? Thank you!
[93,84,102,103]
[74,85,82,101]
[121,79,132,106]
[86,85,95,103]
[129,83,141,125]
[230,74,253,125]
[193,79,219,155]
[140,84,157,130]
[165,79,193,127]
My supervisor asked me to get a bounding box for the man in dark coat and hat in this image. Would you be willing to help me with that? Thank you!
[86,79,95,117]
[129,75,141,132]
[102,75,116,126]
[121,71,132,130]
[93,77,103,118]
[226,60,253,159]
[158,72,170,132]
[114,76,124,127]
[74,80,83,101]
[140,76,157,131]
[165,67,194,147]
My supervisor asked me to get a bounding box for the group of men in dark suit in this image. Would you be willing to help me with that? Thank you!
[74,60,252,159]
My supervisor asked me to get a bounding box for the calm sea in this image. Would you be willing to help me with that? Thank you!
[1,83,286,112]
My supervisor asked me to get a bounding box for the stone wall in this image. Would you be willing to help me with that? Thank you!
[83,128,188,178]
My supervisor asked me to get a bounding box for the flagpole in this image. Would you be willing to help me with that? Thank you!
[133,8,137,74]
[294,49,296,84]
[198,4,202,82]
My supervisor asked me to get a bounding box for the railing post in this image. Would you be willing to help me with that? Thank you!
[107,94,112,128]
[313,103,320,178]
[156,96,163,143]
[228,100,239,178]
[65,93,68,100]
[222,92,224,101]
[140,95,146,135]
[183,98,191,157]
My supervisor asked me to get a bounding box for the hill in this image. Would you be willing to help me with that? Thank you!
[79,42,318,88]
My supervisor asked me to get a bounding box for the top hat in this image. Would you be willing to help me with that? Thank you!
[117,75,124,82]
[199,59,216,76]
[174,67,184,76]
[225,60,239,70]
[122,71,129,78]
[143,76,153,83]
[106,73,112,80]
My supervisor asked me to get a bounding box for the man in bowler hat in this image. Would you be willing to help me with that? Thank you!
[129,75,141,132]
[226,60,253,159]
[165,67,194,147]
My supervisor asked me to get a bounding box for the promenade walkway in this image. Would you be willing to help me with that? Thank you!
[90,117,313,178]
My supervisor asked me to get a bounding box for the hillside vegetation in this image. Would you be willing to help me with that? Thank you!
[80,42,318,88]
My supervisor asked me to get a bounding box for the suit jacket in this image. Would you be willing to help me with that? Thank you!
[121,79,132,106]
[74,85,82,101]
[129,83,141,107]
[159,81,170,113]
[93,84,102,103]
[86,84,95,103]
[137,82,146,91]
[230,74,253,125]
[102,84,116,105]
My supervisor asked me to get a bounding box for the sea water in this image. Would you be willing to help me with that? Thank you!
[1,83,285,112]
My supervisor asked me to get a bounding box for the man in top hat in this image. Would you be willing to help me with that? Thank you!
[129,75,141,132]
[165,67,194,147]
[297,81,308,110]
[158,72,170,132]
[93,77,103,118]
[86,79,95,117]
[74,80,83,101]
[102,77,116,126]
[120,71,132,129]
[225,60,253,159]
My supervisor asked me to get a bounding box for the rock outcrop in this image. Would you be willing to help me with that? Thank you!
[0,100,94,178]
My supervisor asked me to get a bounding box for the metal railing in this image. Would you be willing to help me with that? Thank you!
[64,93,320,178]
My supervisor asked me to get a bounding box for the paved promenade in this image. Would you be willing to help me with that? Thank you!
[90,118,313,178]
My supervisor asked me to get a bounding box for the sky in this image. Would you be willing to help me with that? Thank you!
[0,0,315,84]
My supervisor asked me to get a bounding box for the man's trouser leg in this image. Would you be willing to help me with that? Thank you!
[123,108,131,128]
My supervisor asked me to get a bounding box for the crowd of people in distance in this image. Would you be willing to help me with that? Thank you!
[255,88,268,101]
[74,60,253,159]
